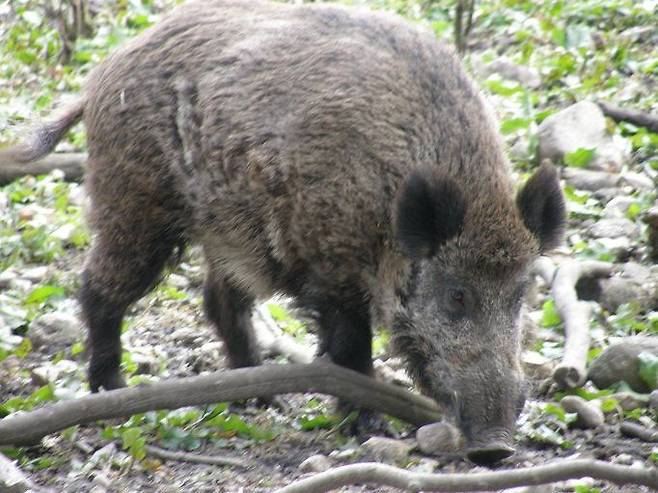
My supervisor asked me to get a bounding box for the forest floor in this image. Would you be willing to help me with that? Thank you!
[1,0,657,492]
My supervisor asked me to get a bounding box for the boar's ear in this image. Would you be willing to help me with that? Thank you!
[516,163,566,252]
[395,169,466,258]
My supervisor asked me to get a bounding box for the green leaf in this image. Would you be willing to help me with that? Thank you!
[120,428,146,461]
[541,299,561,327]
[298,414,338,431]
[500,117,531,134]
[564,148,596,168]
[24,285,65,306]
[638,352,658,390]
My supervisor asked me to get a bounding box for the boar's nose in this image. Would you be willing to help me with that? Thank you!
[465,427,515,466]
[466,443,515,466]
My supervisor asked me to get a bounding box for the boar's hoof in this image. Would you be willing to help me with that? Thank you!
[340,408,397,439]
[89,370,126,393]
[466,443,515,467]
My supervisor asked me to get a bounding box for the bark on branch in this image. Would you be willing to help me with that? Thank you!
[0,153,86,185]
[532,257,613,388]
[274,459,658,493]
[0,361,441,447]
[597,101,658,134]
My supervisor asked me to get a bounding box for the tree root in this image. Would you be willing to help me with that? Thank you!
[0,152,86,185]
[274,459,658,493]
[532,257,613,388]
[0,361,441,447]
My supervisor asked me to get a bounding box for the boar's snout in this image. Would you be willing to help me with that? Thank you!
[449,354,526,466]
[465,428,515,466]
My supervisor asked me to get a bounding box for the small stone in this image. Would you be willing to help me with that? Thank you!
[131,353,159,376]
[602,196,635,219]
[409,457,439,473]
[589,337,658,392]
[481,57,541,88]
[0,269,17,289]
[594,237,633,261]
[167,273,190,289]
[561,395,604,428]
[589,218,637,239]
[599,277,656,313]
[0,452,35,493]
[620,262,652,282]
[522,351,554,380]
[610,392,650,411]
[416,422,463,455]
[330,447,359,461]
[299,454,332,473]
[650,390,658,411]
[29,312,81,350]
[614,453,634,465]
[31,360,78,386]
[538,101,631,172]
[20,266,49,283]
[620,171,654,191]
[562,168,619,191]
[52,223,77,243]
[361,437,412,465]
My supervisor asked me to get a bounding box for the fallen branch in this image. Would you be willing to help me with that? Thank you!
[253,304,314,364]
[620,420,658,442]
[144,444,246,468]
[597,101,658,134]
[0,152,86,185]
[0,361,441,447]
[549,260,612,388]
[274,459,658,493]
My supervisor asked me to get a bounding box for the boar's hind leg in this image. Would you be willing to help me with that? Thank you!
[203,272,261,369]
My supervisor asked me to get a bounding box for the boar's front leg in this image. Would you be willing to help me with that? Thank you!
[314,296,392,436]
[203,270,261,369]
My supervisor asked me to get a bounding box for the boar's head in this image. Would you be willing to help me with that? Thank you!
[393,163,565,466]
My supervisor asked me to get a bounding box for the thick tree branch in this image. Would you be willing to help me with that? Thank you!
[0,361,441,447]
[274,459,658,493]
[597,101,658,134]
[0,153,86,185]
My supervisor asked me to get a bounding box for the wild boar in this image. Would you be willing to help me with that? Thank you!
[0,0,565,465]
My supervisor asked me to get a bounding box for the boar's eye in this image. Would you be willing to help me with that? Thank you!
[446,288,467,318]
[449,288,465,306]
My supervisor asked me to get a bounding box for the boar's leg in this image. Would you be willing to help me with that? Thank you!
[80,225,184,393]
[203,272,261,369]
[316,300,372,375]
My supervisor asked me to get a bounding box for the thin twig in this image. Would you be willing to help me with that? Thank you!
[0,361,441,446]
[274,459,658,493]
[0,152,86,185]
[144,445,246,468]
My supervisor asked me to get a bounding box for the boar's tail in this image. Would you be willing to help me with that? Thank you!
[0,98,85,164]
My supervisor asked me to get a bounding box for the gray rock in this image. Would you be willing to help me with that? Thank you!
[650,390,658,411]
[299,454,332,473]
[481,57,541,88]
[538,101,631,172]
[361,437,412,465]
[522,351,554,380]
[594,236,633,261]
[599,277,657,312]
[589,218,637,239]
[561,395,604,428]
[416,422,463,455]
[0,269,17,290]
[621,261,652,282]
[610,391,650,411]
[620,171,654,191]
[602,196,635,219]
[644,204,658,262]
[0,452,35,493]
[592,187,624,203]
[562,168,619,191]
[29,311,81,349]
[589,337,658,392]
[20,266,49,284]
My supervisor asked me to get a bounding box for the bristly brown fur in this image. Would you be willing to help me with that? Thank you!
[0,0,565,446]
